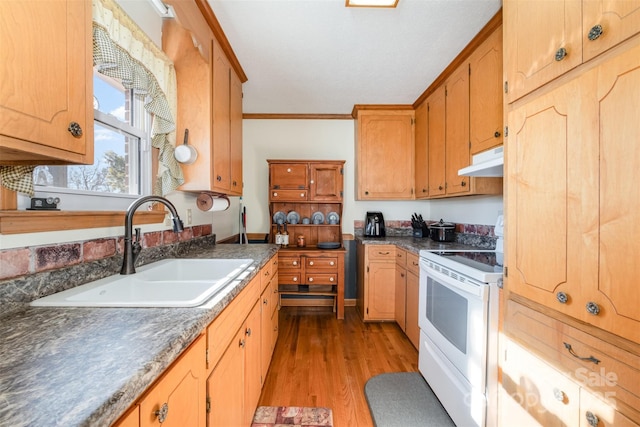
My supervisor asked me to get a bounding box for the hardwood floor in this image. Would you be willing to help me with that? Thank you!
[258,306,419,426]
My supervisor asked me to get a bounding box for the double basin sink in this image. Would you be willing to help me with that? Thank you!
[30,258,254,308]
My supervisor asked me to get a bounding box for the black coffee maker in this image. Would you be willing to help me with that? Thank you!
[364,211,385,237]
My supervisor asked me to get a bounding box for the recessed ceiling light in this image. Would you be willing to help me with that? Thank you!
[346,0,399,8]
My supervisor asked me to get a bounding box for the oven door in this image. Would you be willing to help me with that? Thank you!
[419,258,489,388]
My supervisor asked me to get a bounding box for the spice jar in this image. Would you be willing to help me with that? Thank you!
[297,234,306,247]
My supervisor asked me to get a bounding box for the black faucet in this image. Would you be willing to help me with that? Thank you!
[121,195,184,275]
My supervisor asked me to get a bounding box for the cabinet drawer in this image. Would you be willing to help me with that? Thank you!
[396,249,407,267]
[270,163,308,189]
[505,299,640,418]
[306,257,338,270]
[261,255,276,292]
[406,252,420,275]
[367,245,396,261]
[305,273,337,285]
[279,272,302,284]
[270,189,308,201]
[279,256,301,269]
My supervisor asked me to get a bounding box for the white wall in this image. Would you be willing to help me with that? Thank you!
[242,119,504,235]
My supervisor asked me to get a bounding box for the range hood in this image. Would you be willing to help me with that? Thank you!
[458,146,503,177]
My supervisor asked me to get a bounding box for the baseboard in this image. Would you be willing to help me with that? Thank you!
[345,298,356,307]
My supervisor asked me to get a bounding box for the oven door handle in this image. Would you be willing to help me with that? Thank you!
[420,259,488,300]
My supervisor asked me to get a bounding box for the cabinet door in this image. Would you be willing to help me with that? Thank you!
[414,101,429,198]
[310,163,343,201]
[357,110,415,200]
[593,40,640,342]
[0,0,92,164]
[504,0,582,102]
[500,338,580,427]
[207,328,245,427]
[261,283,275,384]
[270,163,308,189]
[366,262,396,320]
[394,266,407,330]
[244,303,262,427]
[427,86,446,197]
[112,406,139,427]
[230,68,243,195]
[469,24,504,155]
[579,389,640,427]
[140,336,206,427]
[445,64,470,195]
[506,74,594,322]
[582,0,640,62]
[405,271,420,350]
[212,38,232,193]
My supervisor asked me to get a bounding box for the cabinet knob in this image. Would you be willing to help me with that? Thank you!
[330,261,335,266]
[552,388,565,402]
[330,277,334,282]
[273,192,278,197]
[556,291,568,304]
[300,193,305,198]
[292,261,298,266]
[494,131,501,138]
[68,121,83,138]
[585,411,599,427]
[239,339,246,348]
[422,188,427,193]
[555,47,567,61]
[287,168,292,172]
[586,301,600,315]
[365,191,369,195]
[438,185,443,191]
[309,261,314,266]
[461,181,467,187]
[588,24,603,41]
[263,298,268,305]
[293,277,298,282]
[309,277,314,282]
[216,175,222,182]
[154,403,169,423]
[245,327,252,337]
[310,180,314,184]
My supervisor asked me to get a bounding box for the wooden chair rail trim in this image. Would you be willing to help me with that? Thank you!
[0,210,166,235]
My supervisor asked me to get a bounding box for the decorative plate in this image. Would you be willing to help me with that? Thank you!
[327,212,340,224]
[311,211,325,224]
[272,211,286,224]
[287,210,301,224]
[317,242,341,249]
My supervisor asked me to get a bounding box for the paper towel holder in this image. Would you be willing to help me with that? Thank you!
[196,192,230,212]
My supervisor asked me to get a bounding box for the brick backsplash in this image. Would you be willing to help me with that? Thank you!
[0,224,213,281]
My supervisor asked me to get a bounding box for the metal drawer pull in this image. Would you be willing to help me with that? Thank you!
[556,291,568,304]
[555,47,567,61]
[378,251,390,255]
[563,342,600,364]
[552,388,565,402]
[588,24,603,41]
[155,403,169,423]
[586,301,600,315]
[585,411,599,427]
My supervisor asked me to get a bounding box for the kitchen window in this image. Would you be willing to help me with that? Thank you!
[25,71,152,211]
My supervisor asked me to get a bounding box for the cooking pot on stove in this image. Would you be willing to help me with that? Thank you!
[429,219,455,242]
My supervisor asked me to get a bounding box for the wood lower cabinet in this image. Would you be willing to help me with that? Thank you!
[394,249,407,331]
[354,108,415,200]
[357,243,396,321]
[503,300,640,426]
[260,256,279,385]
[0,0,93,165]
[394,249,419,349]
[139,335,206,427]
[506,36,640,343]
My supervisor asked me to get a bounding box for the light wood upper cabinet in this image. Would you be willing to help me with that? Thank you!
[427,86,446,197]
[444,63,471,196]
[310,163,344,201]
[469,24,504,155]
[504,0,582,102]
[0,0,93,165]
[506,36,640,344]
[414,101,429,198]
[505,0,640,102]
[355,108,415,200]
[162,6,243,196]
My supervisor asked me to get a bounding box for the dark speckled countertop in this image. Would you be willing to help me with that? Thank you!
[355,235,493,253]
[0,243,278,427]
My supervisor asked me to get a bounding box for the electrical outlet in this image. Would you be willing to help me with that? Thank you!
[185,209,192,225]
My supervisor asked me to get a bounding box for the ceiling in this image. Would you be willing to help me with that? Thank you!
[207,0,502,115]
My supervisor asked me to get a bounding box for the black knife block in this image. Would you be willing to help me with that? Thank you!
[412,224,429,238]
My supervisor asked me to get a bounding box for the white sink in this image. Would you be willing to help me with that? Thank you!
[30,258,254,308]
